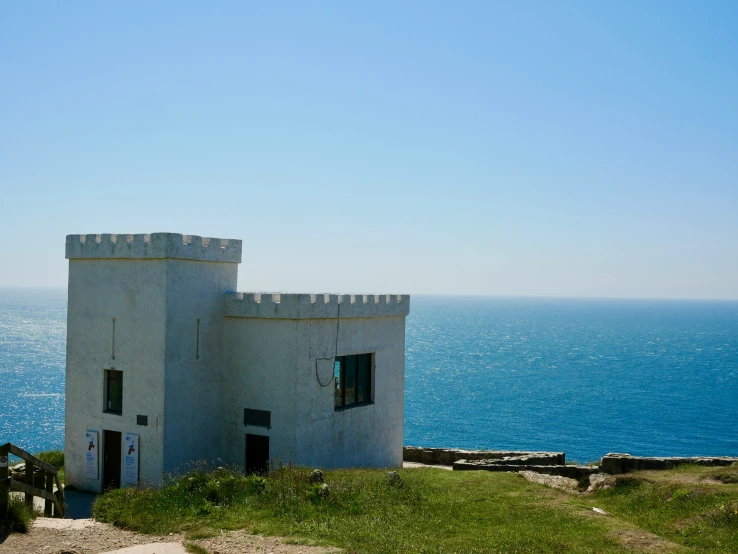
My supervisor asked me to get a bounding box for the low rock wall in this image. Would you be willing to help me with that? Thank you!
[601,453,738,474]
[452,460,598,480]
[405,447,738,478]
[403,447,565,466]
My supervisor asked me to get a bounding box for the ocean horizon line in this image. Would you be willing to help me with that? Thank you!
[2,286,737,304]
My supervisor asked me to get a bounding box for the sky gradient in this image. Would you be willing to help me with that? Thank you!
[1,1,737,298]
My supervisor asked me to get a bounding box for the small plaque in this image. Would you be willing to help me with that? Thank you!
[0,455,7,468]
[137,415,148,426]
[244,408,271,429]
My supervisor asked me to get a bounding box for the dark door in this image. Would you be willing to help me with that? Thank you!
[103,430,122,490]
[245,434,270,474]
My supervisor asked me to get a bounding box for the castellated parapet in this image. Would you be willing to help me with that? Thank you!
[64,231,408,492]
[224,292,410,319]
[66,233,242,263]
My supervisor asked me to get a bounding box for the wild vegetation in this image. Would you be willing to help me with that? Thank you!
[34,449,64,471]
[35,449,65,484]
[574,465,738,552]
[0,497,35,534]
[92,461,738,553]
[3,451,736,552]
[94,462,620,553]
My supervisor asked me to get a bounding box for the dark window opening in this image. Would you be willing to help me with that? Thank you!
[105,369,123,414]
[334,353,372,409]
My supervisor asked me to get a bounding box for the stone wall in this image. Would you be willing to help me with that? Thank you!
[406,447,738,481]
[601,453,738,474]
[403,447,565,466]
[452,460,599,480]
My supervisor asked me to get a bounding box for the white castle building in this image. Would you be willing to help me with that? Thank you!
[63,233,409,492]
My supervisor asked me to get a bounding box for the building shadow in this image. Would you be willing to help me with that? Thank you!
[63,488,97,519]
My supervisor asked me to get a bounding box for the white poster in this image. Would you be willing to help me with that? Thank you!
[85,431,99,479]
[123,433,139,485]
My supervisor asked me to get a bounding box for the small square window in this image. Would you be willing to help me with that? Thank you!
[105,369,123,415]
[334,353,372,410]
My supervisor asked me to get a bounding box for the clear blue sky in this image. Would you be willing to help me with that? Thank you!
[1,1,736,298]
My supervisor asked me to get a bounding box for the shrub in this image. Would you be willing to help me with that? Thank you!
[0,498,35,534]
[708,500,738,528]
[35,450,64,470]
[711,472,738,484]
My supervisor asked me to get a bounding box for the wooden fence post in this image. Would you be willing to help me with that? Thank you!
[25,458,33,510]
[0,443,8,516]
[44,470,53,517]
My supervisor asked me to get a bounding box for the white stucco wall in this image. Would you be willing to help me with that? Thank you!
[65,259,168,492]
[221,303,406,470]
[162,259,238,473]
[221,318,300,467]
[294,316,406,468]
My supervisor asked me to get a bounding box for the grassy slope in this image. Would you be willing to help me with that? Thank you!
[579,465,738,553]
[93,464,738,553]
[95,465,623,553]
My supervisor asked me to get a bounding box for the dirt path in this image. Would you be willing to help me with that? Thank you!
[402,461,452,470]
[0,518,340,554]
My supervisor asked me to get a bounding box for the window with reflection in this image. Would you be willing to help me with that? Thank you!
[105,369,123,414]
[334,353,372,409]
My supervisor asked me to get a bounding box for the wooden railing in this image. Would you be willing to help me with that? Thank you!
[0,443,66,518]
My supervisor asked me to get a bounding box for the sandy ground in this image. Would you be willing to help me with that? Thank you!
[0,518,340,554]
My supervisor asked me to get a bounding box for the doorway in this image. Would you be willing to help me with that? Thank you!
[103,430,122,490]
[245,434,269,474]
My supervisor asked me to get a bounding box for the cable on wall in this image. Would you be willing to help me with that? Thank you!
[315,299,342,387]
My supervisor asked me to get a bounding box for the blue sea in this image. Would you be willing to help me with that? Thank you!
[1,289,737,462]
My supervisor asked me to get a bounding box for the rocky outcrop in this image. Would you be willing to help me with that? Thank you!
[8,462,47,487]
[587,473,616,492]
[518,471,579,493]
[9,462,45,478]
[601,453,738,475]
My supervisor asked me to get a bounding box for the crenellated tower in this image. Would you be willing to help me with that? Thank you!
[64,233,241,490]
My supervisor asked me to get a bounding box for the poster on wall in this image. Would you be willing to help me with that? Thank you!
[123,433,139,485]
[85,431,99,479]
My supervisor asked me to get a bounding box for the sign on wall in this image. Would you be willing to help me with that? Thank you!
[123,433,139,485]
[244,408,271,429]
[85,431,99,479]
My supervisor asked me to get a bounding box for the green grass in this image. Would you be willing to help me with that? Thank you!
[34,449,65,484]
[35,449,64,470]
[95,463,624,553]
[93,463,738,553]
[578,465,738,553]
[184,543,210,554]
